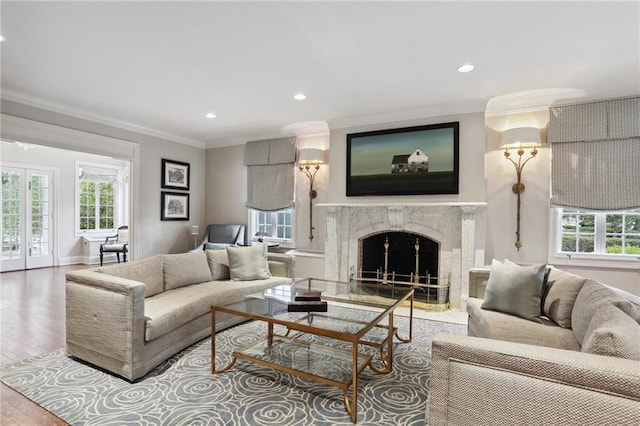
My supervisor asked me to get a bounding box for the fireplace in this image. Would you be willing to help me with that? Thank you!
[319,202,487,310]
[356,231,446,308]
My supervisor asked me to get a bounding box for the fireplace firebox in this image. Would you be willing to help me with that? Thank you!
[353,231,450,310]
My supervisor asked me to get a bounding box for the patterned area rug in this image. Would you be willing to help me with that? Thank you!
[1,312,465,425]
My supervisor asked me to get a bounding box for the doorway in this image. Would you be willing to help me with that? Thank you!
[1,166,55,271]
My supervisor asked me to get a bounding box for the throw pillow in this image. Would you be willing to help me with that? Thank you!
[206,249,230,280]
[581,303,640,360]
[99,255,164,297]
[504,259,551,316]
[226,244,271,281]
[481,259,546,322]
[163,252,212,290]
[543,268,587,328]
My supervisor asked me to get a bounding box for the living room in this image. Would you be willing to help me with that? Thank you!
[1,1,639,424]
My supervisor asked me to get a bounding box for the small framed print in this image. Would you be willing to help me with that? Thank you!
[161,159,190,190]
[161,191,189,221]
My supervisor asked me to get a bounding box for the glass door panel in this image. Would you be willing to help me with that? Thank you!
[1,167,54,271]
[1,168,25,271]
[27,170,53,268]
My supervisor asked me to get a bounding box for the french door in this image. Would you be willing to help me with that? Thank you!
[1,167,55,271]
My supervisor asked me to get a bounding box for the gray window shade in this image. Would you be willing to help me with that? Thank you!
[244,137,296,211]
[549,97,640,210]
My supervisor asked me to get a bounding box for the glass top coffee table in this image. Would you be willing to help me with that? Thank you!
[210,278,414,423]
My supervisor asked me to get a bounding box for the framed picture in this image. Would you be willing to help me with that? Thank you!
[161,159,190,190]
[346,122,459,196]
[161,191,189,221]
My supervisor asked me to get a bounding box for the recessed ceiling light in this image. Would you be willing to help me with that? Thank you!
[457,64,474,73]
[294,93,307,101]
[0,35,5,42]
[205,112,216,119]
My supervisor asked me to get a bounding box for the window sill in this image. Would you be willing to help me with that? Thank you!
[549,253,640,271]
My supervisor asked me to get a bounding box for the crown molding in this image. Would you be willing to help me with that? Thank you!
[1,91,206,149]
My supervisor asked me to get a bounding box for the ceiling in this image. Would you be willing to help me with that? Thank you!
[2,1,639,148]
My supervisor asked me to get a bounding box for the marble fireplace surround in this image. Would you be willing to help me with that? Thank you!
[318,202,487,309]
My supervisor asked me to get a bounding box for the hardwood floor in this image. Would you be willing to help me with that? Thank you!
[1,265,91,425]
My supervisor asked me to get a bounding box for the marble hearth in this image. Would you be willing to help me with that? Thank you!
[318,203,487,309]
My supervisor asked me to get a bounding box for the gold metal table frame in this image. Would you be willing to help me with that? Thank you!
[211,278,414,424]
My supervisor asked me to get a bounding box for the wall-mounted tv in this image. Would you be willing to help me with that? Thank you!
[346,121,459,196]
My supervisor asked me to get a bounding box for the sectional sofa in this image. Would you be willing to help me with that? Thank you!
[428,264,640,425]
[65,247,295,381]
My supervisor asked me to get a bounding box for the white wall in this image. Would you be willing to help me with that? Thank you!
[1,100,206,260]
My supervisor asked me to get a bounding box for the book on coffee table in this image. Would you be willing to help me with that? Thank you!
[287,301,328,312]
[294,291,322,302]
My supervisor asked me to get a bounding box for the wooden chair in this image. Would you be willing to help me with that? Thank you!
[99,226,129,266]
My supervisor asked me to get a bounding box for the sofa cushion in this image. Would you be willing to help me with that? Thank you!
[163,252,212,290]
[481,259,546,323]
[468,298,580,351]
[543,268,587,328]
[99,255,164,297]
[581,303,640,360]
[144,277,291,341]
[226,244,271,281]
[206,249,230,280]
[572,279,640,343]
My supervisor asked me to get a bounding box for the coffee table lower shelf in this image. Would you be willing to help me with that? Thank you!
[213,336,372,422]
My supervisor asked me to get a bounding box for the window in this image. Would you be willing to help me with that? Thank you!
[248,208,293,245]
[79,181,115,231]
[76,162,125,236]
[554,207,640,257]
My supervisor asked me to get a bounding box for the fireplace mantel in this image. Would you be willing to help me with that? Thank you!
[318,202,487,309]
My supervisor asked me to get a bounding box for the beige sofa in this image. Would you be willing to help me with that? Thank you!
[428,266,640,425]
[66,249,295,381]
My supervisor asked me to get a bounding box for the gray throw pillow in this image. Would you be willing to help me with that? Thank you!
[226,244,271,281]
[163,252,212,290]
[581,302,640,360]
[481,259,546,322]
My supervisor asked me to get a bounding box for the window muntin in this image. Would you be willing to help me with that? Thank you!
[556,208,640,256]
[250,208,293,244]
[76,162,122,235]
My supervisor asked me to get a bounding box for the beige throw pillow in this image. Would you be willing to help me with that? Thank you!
[581,303,640,360]
[206,249,230,280]
[481,259,546,322]
[163,252,212,290]
[543,268,587,328]
[226,244,271,281]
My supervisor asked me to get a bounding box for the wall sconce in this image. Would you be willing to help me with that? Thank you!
[501,127,542,251]
[297,148,326,242]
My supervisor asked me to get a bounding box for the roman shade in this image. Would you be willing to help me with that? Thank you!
[79,164,120,183]
[549,97,640,210]
[244,137,296,211]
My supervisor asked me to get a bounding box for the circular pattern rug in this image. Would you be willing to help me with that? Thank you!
[1,312,465,425]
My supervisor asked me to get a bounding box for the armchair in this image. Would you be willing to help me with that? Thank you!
[99,226,129,266]
[192,224,245,252]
